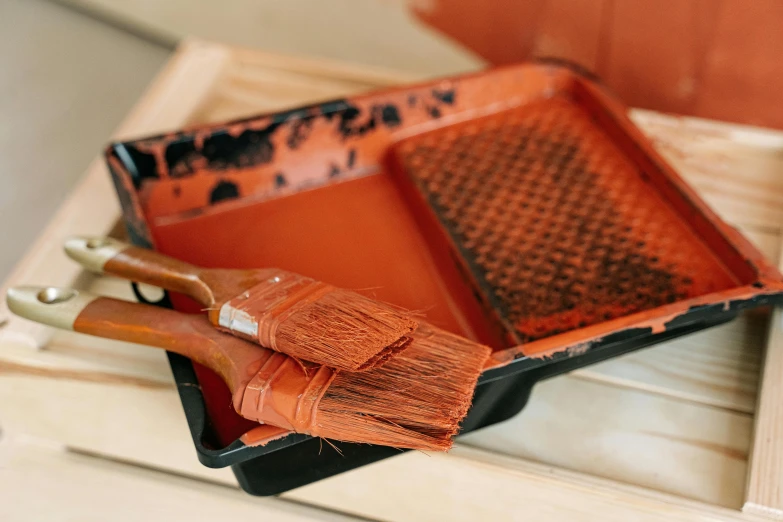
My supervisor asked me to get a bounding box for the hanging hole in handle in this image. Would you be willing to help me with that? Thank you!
[37,287,78,304]
[132,282,173,308]
[86,238,109,249]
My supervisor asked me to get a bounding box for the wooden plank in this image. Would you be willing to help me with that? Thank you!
[574,312,765,415]
[2,39,783,518]
[0,434,359,522]
[288,444,768,522]
[744,238,783,518]
[0,245,762,510]
[0,361,764,520]
[189,62,392,125]
[0,367,235,486]
[185,43,415,125]
[631,109,783,231]
[458,376,752,508]
[227,44,417,87]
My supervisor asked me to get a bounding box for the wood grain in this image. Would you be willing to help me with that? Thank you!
[0,370,235,485]
[2,38,783,519]
[459,375,752,508]
[744,238,783,518]
[574,311,766,415]
[631,110,783,231]
[0,434,355,522]
[289,444,770,522]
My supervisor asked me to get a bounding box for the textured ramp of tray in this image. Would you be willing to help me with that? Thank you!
[1,39,783,520]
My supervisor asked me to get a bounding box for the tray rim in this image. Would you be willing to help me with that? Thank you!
[105,60,783,468]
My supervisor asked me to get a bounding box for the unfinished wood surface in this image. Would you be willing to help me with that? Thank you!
[2,39,783,519]
[459,375,752,508]
[744,238,783,518]
[574,312,765,415]
[289,444,770,522]
[0,434,355,522]
[631,110,783,232]
[0,363,234,485]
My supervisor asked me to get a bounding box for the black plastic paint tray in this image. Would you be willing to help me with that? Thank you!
[106,62,783,495]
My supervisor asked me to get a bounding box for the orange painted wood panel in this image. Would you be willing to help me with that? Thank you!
[413,0,547,65]
[601,0,720,114]
[695,0,783,129]
[412,0,783,129]
[531,0,608,72]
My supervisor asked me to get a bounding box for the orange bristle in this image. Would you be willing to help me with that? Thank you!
[315,323,491,451]
[274,289,418,371]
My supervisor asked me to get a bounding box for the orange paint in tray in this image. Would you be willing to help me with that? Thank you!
[106,61,783,494]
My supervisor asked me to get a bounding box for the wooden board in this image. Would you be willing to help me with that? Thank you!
[2,39,783,520]
[0,434,355,522]
[288,445,771,522]
[459,375,752,507]
[744,238,783,518]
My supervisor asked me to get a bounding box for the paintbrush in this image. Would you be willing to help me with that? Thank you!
[7,286,489,450]
[64,236,417,372]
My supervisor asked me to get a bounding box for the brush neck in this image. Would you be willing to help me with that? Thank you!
[237,353,335,433]
[104,247,217,307]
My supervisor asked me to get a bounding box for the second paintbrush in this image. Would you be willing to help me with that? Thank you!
[65,236,417,371]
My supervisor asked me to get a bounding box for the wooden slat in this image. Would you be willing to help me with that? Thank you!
[0,434,359,522]
[3,39,783,519]
[574,312,765,414]
[0,365,235,486]
[288,444,768,522]
[459,375,752,508]
[744,238,783,518]
[631,109,783,231]
[189,62,392,125]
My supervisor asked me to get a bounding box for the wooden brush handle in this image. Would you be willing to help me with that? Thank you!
[5,286,269,397]
[64,236,216,306]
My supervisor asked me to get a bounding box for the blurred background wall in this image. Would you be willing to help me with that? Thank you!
[56,0,783,129]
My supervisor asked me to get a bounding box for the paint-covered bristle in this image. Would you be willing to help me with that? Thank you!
[315,323,491,451]
[276,289,418,371]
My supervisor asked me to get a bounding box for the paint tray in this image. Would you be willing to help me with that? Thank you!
[106,62,783,495]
